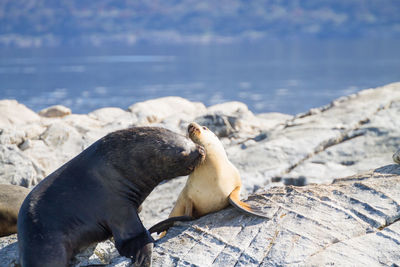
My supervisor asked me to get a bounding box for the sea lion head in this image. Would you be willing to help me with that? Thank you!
[187,122,224,152]
[154,129,206,179]
[101,127,205,182]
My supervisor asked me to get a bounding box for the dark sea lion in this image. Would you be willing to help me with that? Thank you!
[0,184,30,237]
[17,127,205,267]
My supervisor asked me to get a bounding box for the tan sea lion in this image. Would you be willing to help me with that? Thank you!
[0,184,30,237]
[149,122,267,236]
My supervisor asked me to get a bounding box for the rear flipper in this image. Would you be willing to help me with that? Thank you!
[148,216,194,234]
[228,186,270,218]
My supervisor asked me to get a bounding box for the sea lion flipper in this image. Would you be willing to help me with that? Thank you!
[134,242,153,267]
[148,216,194,234]
[229,187,270,219]
[111,211,154,263]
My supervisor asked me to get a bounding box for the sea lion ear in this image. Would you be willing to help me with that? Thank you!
[202,126,208,130]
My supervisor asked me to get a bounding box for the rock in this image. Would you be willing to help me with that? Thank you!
[89,107,133,124]
[0,144,44,187]
[152,164,400,266]
[256,112,293,130]
[24,122,89,175]
[207,101,249,115]
[195,113,238,137]
[196,101,262,138]
[0,127,26,146]
[393,148,400,164]
[1,82,400,266]
[281,93,400,185]
[0,100,40,128]
[0,235,19,267]
[2,164,399,266]
[227,82,400,190]
[128,97,206,124]
[18,139,31,151]
[38,105,71,118]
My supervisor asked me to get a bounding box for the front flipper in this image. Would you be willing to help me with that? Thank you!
[148,216,194,234]
[228,186,270,218]
[110,210,154,265]
[134,242,153,267]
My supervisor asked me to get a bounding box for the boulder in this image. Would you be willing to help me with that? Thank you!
[26,121,89,175]
[256,112,293,130]
[0,100,40,128]
[227,82,400,190]
[393,148,400,164]
[0,144,44,187]
[128,97,206,124]
[88,107,134,124]
[197,101,261,138]
[38,105,71,118]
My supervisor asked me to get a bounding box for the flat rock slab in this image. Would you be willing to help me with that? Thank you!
[153,164,400,266]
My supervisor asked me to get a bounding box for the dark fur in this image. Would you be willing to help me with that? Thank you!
[17,127,204,267]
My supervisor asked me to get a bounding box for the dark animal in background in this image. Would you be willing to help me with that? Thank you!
[0,184,30,237]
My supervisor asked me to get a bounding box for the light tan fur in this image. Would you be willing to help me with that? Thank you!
[169,122,243,218]
[0,184,30,237]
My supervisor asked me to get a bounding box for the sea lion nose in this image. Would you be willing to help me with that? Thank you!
[188,123,196,134]
[188,122,201,136]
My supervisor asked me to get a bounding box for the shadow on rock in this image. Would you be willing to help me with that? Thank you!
[374,164,400,175]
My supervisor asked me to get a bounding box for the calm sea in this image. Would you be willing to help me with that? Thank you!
[1,40,399,115]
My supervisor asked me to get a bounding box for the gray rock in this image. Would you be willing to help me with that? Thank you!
[152,164,400,266]
[195,113,239,137]
[0,127,26,146]
[0,235,19,267]
[128,97,206,124]
[0,100,40,128]
[88,107,138,131]
[26,121,90,175]
[199,102,262,139]
[3,164,398,266]
[0,144,44,187]
[227,82,400,190]
[38,105,71,118]
[393,148,400,164]
[18,139,31,151]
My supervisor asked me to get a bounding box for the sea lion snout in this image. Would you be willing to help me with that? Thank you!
[188,122,200,136]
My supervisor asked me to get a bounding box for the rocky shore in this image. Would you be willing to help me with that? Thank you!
[0,82,399,266]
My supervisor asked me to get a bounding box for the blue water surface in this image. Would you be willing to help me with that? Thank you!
[0,40,399,115]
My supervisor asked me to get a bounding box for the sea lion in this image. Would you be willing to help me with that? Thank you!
[17,127,205,267]
[150,122,267,235]
[0,184,30,237]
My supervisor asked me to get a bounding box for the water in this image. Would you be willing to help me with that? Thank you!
[1,40,399,115]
